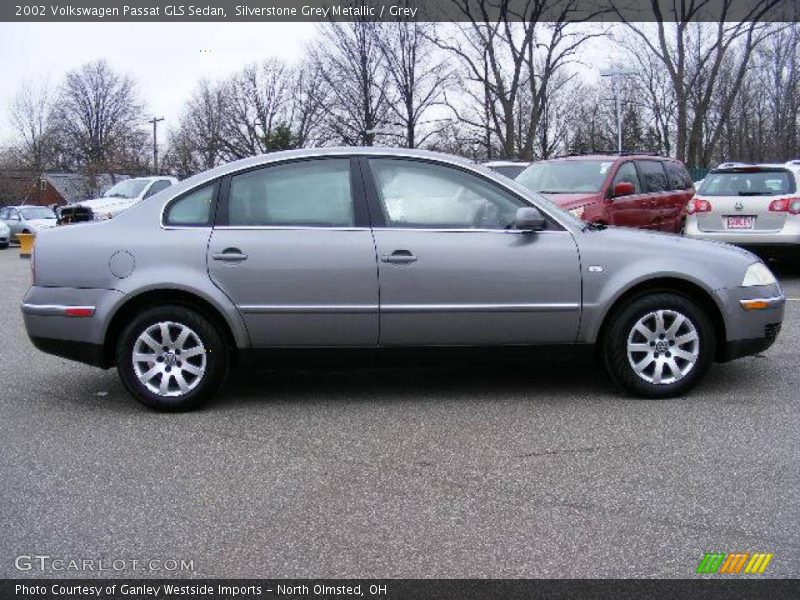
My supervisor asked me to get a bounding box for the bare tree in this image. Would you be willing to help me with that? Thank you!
[220,59,293,159]
[9,79,56,171]
[163,80,226,176]
[438,0,603,159]
[312,20,390,146]
[54,59,147,173]
[376,18,450,147]
[287,60,330,148]
[616,1,784,167]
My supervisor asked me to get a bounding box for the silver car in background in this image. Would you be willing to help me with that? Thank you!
[22,148,784,411]
[0,205,57,241]
[685,162,800,259]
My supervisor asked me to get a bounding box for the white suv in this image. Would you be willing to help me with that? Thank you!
[75,176,179,220]
[684,162,800,259]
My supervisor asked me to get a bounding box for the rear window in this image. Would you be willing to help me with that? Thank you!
[698,169,795,196]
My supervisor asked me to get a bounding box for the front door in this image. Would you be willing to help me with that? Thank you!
[207,157,379,347]
[363,158,582,346]
[608,161,651,229]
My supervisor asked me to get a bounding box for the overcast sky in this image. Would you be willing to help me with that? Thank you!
[0,22,618,147]
[0,22,319,144]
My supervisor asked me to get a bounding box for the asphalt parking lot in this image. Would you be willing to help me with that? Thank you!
[1,247,798,579]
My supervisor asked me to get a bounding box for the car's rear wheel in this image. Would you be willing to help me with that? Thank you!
[116,305,229,411]
[602,292,715,398]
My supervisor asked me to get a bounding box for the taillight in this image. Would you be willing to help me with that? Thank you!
[686,198,712,214]
[768,198,800,215]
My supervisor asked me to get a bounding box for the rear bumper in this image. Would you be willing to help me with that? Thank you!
[21,286,123,368]
[685,219,800,249]
[29,336,108,368]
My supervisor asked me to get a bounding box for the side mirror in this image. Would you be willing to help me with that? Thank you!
[514,207,546,231]
[612,181,635,198]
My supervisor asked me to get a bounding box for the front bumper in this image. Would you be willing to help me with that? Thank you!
[715,283,785,362]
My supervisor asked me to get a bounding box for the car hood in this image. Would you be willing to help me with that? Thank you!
[576,224,760,289]
[26,218,57,229]
[76,196,139,215]
[541,192,602,210]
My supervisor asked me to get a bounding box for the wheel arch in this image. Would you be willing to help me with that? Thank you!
[103,288,241,368]
[595,277,727,361]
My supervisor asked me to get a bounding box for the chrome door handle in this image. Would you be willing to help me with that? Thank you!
[212,248,248,262]
[381,250,417,264]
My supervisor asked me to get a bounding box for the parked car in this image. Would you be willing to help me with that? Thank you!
[684,162,800,260]
[0,221,9,248]
[0,205,57,241]
[22,148,784,411]
[481,160,531,179]
[515,154,695,232]
[61,176,179,222]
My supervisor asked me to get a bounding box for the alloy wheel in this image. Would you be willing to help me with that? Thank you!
[132,321,207,397]
[626,309,700,385]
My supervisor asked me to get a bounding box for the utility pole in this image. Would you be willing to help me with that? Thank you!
[148,117,165,173]
[600,66,638,153]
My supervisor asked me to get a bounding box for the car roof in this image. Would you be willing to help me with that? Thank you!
[542,153,672,162]
[710,163,800,173]
[5,205,52,210]
[482,160,531,167]
[172,147,480,193]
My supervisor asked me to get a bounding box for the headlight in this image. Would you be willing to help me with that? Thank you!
[94,212,113,221]
[569,206,585,219]
[742,262,777,287]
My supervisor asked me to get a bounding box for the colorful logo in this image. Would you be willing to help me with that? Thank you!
[696,552,773,574]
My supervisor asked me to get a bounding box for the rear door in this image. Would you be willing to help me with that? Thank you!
[634,160,671,230]
[207,157,379,347]
[663,160,695,232]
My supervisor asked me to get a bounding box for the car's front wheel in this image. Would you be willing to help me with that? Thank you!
[602,292,715,398]
[116,305,229,411]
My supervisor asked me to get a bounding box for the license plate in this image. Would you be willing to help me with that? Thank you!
[726,216,755,229]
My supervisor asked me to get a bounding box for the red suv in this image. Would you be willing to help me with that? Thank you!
[515,154,695,233]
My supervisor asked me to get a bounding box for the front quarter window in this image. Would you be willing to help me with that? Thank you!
[163,183,216,226]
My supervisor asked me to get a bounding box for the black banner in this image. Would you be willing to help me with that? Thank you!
[1,0,797,23]
[3,580,800,600]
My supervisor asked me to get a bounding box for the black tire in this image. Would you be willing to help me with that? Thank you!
[0,243,8,249]
[116,305,229,411]
[602,292,716,398]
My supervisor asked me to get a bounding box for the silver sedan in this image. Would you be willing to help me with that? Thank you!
[21,148,785,410]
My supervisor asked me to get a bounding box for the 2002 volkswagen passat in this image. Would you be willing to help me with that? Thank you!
[22,148,785,410]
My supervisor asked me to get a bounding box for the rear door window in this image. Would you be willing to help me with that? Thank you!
[664,162,693,191]
[227,159,354,227]
[635,161,668,193]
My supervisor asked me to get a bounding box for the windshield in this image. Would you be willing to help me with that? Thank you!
[103,179,150,199]
[20,207,56,220]
[698,170,795,196]
[516,160,612,193]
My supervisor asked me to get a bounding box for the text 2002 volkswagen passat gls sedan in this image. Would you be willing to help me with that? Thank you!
[22,148,785,410]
